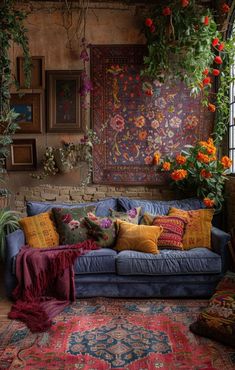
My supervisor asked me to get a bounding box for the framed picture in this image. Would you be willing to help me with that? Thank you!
[46,70,84,133]
[17,56,45,89]
[10,93,43,134]
[6,139,37,171]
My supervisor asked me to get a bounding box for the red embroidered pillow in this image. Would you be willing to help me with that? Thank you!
[152,215,187,250]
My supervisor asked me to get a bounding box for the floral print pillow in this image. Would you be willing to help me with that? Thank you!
[110,207,141,224]
[82,216,116,248]
[52,206,96,245]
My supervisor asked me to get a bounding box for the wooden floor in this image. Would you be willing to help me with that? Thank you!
[0,262,12,318]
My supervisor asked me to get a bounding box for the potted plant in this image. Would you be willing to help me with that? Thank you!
[156,137,232,210]
[0,208,19,260]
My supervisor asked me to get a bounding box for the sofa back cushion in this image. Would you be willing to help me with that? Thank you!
[118,197,204,216]
[26,198,118,217]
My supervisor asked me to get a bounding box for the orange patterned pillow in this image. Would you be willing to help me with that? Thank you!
[19,212,59,248]
[115,220,163,254]
[168,207,214,250]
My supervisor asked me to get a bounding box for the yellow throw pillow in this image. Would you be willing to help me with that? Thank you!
[168,207,214,250]
[19,212,59,248]
[115,220,163,254]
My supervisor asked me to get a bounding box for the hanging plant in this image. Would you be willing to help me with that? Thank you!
[142,0,234,144]
[0,0,31,196]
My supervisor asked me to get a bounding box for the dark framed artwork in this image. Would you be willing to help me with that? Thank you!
[10,93,42,134]
[17,56,45,89]
[6,139,37,171]
[91,45,213,185]
[46,70,84,133]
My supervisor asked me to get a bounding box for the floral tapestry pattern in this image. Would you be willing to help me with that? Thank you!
[91,45,213,185]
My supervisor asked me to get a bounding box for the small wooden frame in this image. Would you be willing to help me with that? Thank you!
[6,139,37,171]
[46,70,84,133]
[10,93,42,134]
[17,56,45,89]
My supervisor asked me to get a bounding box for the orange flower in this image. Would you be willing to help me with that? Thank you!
[220,156,232,168]
[199,140,208,147]
[200,169,212,178]
[203,198,215,208]
[162,161,171,171]
[176,155,187,165]
[197,152,210,164]
[207,146,216,155]
[171,169,188,181]
[208,103,216,112]
[153,152,161,165]
[207,138,214,146]
[210,155,217,161]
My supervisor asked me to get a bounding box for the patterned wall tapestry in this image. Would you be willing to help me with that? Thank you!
[91,45,213,185]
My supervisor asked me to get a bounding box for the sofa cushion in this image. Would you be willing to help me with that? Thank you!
[26,198,118,217]
[19,212,59,248]
[152,215,187,250]
[82,216,117,248]
[110,207,141,224]
[74,248,117,274]
[116,248,222,276]
[115,221,163,254]
[168,208,214,250]
[118,197,204,216]
[52,206,96,245]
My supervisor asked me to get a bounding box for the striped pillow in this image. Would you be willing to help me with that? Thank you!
[152,215,187,250]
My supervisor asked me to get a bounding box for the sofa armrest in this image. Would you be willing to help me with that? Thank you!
[211,226,230,273]
[4,229,25,298]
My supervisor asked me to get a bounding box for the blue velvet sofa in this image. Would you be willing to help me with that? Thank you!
[4,197,231,299]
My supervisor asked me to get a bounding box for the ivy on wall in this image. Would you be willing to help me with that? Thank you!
[142,0,235,144]
[0,0,31,194]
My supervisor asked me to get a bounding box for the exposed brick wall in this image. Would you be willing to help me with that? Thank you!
[13,184,176,215]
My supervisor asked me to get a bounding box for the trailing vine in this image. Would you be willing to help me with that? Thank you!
[0,0,31,194]
[142,0,234,144]
[213,35,235,144]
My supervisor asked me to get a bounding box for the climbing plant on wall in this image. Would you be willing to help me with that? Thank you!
[0,0,31,196]
[142,0,234,144]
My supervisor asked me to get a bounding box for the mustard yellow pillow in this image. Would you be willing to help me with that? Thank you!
[19,212,59,248]
[168,207,214,250]
[115,220,163,254]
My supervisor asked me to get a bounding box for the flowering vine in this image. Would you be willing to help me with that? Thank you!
[143,0,234,144]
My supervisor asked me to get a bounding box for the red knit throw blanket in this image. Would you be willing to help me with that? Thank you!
[8,240,99,333]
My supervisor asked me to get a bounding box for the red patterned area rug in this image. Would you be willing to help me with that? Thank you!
[0,298,234,370]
